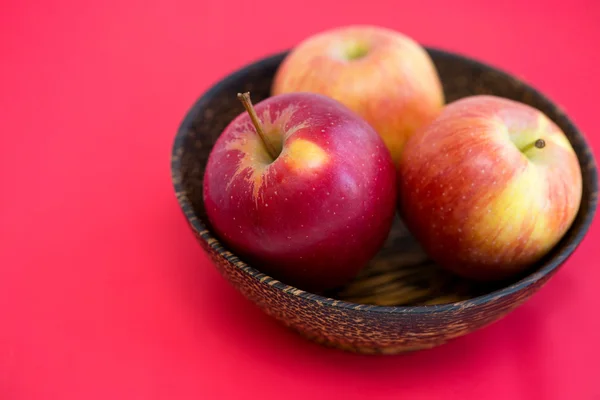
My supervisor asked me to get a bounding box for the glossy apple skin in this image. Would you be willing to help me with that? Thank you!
[271,25,444,163]
[397,95,583,281]
[203,92,397,292]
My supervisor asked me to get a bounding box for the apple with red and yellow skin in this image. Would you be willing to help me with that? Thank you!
[271,25,445,163]
[203,92,397,292]
[397,95,583,281]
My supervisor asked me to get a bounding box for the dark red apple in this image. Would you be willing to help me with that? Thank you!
[203,92,397,292]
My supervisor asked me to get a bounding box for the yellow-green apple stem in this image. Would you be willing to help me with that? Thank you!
[520,138,546,153]
[237,92,279,160]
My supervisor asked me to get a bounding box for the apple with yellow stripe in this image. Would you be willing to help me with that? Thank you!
[203,91,397,291]
[397,95,583,281]
[272,25,445,164]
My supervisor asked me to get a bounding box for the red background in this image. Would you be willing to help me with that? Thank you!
[2,0,599,398]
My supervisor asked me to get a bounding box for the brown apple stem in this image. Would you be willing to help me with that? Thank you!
[521,138,546,153]
[237,92,279,160]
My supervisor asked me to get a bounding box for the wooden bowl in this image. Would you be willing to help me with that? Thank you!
[171,48,598,354]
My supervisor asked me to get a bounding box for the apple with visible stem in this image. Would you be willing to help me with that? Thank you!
[203,91,397,292]
[271,25,445,164]
[396,95,583,281]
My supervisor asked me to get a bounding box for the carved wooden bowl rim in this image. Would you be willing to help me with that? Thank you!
[171,47,598,314]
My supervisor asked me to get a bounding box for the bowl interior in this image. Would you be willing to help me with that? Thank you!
[173,48,598,307]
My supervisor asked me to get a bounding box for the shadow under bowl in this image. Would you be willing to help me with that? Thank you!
[171,48,598,354]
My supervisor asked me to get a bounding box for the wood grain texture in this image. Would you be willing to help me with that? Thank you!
[171,49,598,354]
